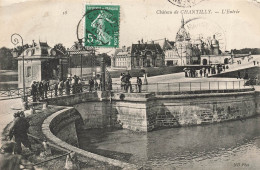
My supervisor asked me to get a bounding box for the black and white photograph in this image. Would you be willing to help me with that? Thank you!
[0,0,260,169]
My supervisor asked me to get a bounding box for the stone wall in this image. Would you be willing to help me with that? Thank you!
[115,101,148,131]
[42,89,258,132]
[146,91,256,131]
[74,101,118,129]
[256,91,260,114]
[41,92,102,106]
[112,91,257,132]
[42,107,139,169]
[48,107,81,146]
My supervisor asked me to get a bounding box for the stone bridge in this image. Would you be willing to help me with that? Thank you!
[40,88,259,132]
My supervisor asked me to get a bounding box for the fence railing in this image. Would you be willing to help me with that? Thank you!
[111,80,254,93]
[0,84,91,101]
[0,80,254,101]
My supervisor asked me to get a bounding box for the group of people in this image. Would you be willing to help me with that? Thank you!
[88,76,113,92]
[184,65,229,78]
[237,71,249,79]
[31,80,50,102]
[55,75,83,96]
[120,72,142,93]
[29,74,115,100]
[31,75,84,101]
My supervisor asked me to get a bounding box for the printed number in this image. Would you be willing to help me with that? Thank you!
[87,34,94,43]
[63,11,67,15]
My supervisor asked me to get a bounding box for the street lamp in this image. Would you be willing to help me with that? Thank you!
[11,33,27,108]
[75,13,98,83]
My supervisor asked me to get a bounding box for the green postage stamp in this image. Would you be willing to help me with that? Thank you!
[85,5,120,48]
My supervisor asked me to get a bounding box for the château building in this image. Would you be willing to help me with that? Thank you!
[111,40,164,69]
[164,16,230,66]
[112,16,232,68]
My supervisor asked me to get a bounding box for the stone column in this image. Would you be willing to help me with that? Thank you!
[101,57,106,91]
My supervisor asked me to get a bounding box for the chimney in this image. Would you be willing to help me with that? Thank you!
[141,39,143,44]
[122,45,126,51]
[151,41,154,44]
[138,40,140,44]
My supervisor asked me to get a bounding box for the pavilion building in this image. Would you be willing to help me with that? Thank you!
[13,41,68,88]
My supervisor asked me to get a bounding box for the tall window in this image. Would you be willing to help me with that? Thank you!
[26,66,32,77]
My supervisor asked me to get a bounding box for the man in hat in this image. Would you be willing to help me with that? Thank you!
[31,81,37,102]
[125,72,132,93]
[65,78,71,95]
[88,77,94,92]
[43,80,49,99]
[137,77,142,93]
[9,111,32,154]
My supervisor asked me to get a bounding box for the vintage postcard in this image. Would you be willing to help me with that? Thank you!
[0,0,260,169]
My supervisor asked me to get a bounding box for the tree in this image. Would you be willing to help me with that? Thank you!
[0,47,18,70]
[53,43,67,56]
[232,48,260,55]
[98,53,111,66]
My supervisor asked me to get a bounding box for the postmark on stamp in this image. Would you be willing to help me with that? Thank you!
[84,5,120,48]
[168,0,204,8]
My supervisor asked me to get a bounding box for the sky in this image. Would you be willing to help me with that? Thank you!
[0,0,260,53]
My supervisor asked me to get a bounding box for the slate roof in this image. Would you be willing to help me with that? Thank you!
[131,43,164,56]
[162,39,175,51]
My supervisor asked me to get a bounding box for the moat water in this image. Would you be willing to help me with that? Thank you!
[78,115,260,170]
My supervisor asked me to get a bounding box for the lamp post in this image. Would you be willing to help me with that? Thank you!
[11,33,27,107]
[76,13,97,84]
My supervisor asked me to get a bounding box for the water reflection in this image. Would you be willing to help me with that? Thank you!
[78,116,260,169]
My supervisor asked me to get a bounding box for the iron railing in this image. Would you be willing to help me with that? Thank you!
[0,80,254,101]
[111,79,254,93]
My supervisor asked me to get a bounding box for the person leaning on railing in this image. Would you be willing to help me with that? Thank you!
[43,80,49,99]
[137,77,142,93]
[78,78,83,93]
[65,78,71,95]
[125,72,132,93]
[88,77,94,92]
[30,81,37,102]
[58,80,64,96]
[54,82,58,96]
